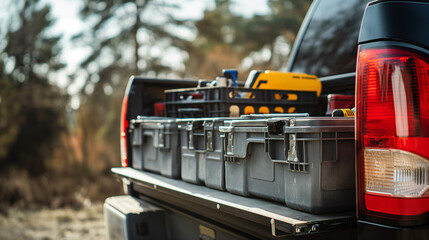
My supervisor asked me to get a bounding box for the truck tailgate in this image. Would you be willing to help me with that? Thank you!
[112,167,356,239]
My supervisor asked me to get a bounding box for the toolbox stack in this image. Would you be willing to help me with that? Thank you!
[128,70,356,214]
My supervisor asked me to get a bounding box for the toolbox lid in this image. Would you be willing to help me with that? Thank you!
[177,117,238,130]
[240,113,309,119]
[220,119,268,133]
[285,117,354,133]
[176,117,236,123]
[132,116,178,129]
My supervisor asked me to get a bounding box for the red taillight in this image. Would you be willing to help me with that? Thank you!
[120,95,129,167]
[357,47,429,225]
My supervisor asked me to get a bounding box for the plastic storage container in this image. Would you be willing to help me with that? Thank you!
[130,117,180,179]
[282,117,355,213]
[165,86,319,118]
[220,118,291,202]
[220,117,355,213]
[177,118,232,190]
[267,117,355,213]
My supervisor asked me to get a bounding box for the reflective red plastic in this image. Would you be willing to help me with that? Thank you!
[357,47,429,224]
[365,192,429,216]
[120,95,129,167]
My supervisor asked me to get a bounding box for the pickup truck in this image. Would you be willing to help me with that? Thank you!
[105,0,429,239]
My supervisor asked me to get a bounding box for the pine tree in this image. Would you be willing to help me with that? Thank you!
[0,0,68,175]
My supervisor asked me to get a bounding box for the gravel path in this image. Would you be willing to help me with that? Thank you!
[0,204,106,240]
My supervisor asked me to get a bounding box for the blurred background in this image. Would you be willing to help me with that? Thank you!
[0,0,310,238]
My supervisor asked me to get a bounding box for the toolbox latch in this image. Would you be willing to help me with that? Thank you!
[287,134,298,162]
[204,121,214,152]
[158,130,165,148]
[188,131,194,149]
[206,130,213,152]
[226,133,234,156]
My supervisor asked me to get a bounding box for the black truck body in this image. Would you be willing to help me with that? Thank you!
[107,0,429,239]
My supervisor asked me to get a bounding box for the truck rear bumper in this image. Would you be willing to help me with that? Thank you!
[104,195,248,240]
[357,220,429,240]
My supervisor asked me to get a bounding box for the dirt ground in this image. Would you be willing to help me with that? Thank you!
[0,204,106,240]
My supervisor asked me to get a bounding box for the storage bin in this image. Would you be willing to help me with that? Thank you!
[279,117,355,213]
[220,117,355,213]
[177,118,232,190]
[165,86,319,118]
[130,117,180,179]
[220,118,290,202]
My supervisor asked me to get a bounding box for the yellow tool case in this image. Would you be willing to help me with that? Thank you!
[245,70,321,96]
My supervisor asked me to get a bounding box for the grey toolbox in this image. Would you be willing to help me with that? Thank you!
[220,118,292,202]
[130,117,180,179]
[105,195,245,240]
[177,118,232,190]
[220,117,355,213]
[273,117,355,213]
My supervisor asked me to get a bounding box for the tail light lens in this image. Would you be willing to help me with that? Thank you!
[120,95,129,167]
[356,47,429,225]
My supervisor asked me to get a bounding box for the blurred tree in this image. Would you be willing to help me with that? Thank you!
[72,0,195,169]
[185,0,312,80]
[0,0,68,176]
[184,0,245,79]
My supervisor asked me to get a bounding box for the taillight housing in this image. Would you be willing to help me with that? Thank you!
[356,46,429,226]
[120,92,129,167]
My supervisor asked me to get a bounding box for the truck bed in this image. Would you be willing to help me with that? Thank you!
[112,167,356,239]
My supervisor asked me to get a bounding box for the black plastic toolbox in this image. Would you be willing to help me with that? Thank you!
[177,117,234,190]
[130,117,181,179]
[220,117,355,213]
[165,86,319,118]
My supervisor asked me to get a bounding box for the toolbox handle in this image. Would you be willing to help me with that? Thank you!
[143,130,155,137]
[265,132,289,164]
[131,127,142,146]
[223,131,267,158]
[185,121,206,151]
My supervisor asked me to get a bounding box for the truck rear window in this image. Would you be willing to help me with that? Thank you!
[290,0,369,77]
